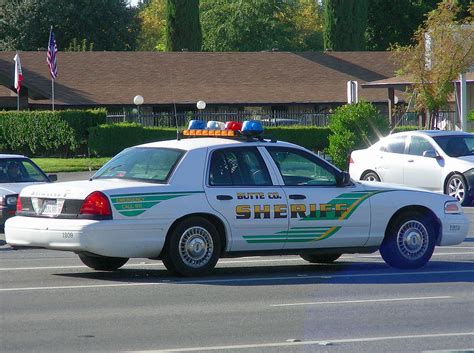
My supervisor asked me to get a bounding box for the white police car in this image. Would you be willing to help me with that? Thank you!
[5,121,469,276]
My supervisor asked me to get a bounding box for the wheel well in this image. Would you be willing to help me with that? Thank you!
[385,206,441,245]
[165,213,227,255]
[361,170,378,179]
[443,172,465,193]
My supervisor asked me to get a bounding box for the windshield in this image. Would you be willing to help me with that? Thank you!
[432,135,474,157]
[93,147,184,183]
[0,158,49,183]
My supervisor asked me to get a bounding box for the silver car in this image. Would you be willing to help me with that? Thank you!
[0,154,56,231]
[349,130,474,206]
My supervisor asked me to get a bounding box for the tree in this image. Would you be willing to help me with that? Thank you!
[323,0,368,51]
[393,0,474,128]
[328,102,389,171]
[137,0,167,51]
[0,0,139,51]
[165,0,202,51]
[200,0,323,52]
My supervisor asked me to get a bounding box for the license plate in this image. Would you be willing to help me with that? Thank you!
[41,199,65,216]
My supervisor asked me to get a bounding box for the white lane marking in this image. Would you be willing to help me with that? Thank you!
[1,251,473,271]
[271,296,452,307]
[1,270,473,292]
[125,332,474,352]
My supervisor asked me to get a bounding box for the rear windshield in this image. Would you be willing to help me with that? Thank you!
[432,135,474,157]
[93,147,184,183]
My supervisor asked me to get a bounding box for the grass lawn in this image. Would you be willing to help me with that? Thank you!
[32,157,111,173]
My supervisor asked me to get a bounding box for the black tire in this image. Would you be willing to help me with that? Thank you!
[300,253,341,263]
[380,211,436,269]
[361,171,380,182]
[162,217,221,277]
[445,174,471,206]
[78,254,128,271]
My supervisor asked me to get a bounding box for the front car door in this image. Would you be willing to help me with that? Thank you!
[264,146,371,249]
[404,135,443,192]
[204,146,289,251]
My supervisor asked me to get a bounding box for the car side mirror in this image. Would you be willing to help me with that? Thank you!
[48,174,57,182]
[336,171,351,186]
[423,150,442,160]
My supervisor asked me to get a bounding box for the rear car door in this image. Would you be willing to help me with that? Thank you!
[376,134,407,184]
[205,146,289,251]
[265,146,371,249]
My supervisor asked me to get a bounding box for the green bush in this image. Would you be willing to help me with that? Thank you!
[88,123,332,157]
[328,102,389,170]
[0,109,105,156]
[88,123,178,156]
[469,110,474,121]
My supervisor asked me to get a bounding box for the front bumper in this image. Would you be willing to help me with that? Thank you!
[5,216,170,258]
[438,212,469,246]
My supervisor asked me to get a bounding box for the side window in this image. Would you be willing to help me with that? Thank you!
[267,147,336,186]
[408,136,435,156]
[209,148,272,186]
[382,135,407,154]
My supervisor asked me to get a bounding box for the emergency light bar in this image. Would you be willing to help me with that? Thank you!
[182,120,264,138]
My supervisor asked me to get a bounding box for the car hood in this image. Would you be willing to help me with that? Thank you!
[0,182,45,195]
[453,155,474,171]
[357,180,438,194]
[18,179,180,200]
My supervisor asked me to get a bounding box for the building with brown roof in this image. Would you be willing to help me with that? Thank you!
[0,51,401,118]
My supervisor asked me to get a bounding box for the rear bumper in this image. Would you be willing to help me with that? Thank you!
[5,216,170,258]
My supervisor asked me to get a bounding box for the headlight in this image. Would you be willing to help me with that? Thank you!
[445,201,462,214]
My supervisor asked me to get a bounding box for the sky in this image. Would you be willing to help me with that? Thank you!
[127,0,140,7]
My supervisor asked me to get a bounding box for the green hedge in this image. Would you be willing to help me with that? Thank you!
[88,123,332,156]
[0,109,106,156]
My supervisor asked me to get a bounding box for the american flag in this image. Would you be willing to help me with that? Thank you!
[47,27,58,79]
[13,53,23,94]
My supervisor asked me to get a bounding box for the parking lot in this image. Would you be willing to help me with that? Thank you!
[1,213,473,353]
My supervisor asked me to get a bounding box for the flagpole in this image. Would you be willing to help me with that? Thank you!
[17,93,19,111]
[51,79,55,111]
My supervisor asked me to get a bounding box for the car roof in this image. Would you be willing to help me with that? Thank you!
[393,130,472,138]
[0,154,27,159]
[136,137,297,151]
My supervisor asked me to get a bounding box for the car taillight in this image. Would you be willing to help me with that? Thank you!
[16,197,22,212]
[349,155,354,164]
[79,191,112,217]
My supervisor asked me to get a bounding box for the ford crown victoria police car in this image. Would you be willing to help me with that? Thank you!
[5,121,469,276]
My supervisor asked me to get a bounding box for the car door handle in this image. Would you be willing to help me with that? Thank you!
[216,195,233,200]
[289,194,306,200]
[407,159,414,162]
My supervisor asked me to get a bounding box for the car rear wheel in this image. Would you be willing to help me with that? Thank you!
[300,253,341,263]
[162,217,221,277]
[380,211,435,269]
[445,174,470,206]
[362,171,380,182]
[78,254,129,271]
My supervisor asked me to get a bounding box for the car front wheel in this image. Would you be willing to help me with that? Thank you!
[300,253,341,263]
[445,174,470,206]
[380,211,435,269]
[78,254,129,271]
[162,217,221,277]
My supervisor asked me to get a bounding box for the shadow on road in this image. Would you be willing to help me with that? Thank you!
[54,259,474,286]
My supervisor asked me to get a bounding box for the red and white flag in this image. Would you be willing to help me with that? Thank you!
[13,53,23,94]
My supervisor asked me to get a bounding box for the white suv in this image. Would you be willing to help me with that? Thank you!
[349,130,474,205]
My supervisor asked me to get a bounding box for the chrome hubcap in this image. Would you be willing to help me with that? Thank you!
[179,226,213,268]
[364,174,378,182]
[448,177,465,202]
[397,220,429,260]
